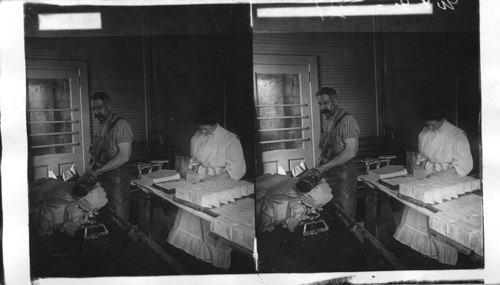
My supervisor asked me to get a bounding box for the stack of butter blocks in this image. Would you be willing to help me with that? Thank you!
[429,194,483,256]
[210,197,255,251]
[175,179,254,208]
[399,175,481,204]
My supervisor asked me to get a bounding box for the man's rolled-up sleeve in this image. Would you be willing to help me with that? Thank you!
[114,120,133,145]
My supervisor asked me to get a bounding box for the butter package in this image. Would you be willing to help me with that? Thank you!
[412,166,428,180]
[186,170,203,184]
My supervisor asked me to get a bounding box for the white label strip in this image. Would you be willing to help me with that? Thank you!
[38,12,102,30]
[257,2,433,18]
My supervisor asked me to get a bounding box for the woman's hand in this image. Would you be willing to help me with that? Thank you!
[416,152,428,168]
[428,167,457,178]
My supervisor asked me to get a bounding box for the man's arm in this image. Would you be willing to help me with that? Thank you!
[91,142,131,177]
[315,137,358,174]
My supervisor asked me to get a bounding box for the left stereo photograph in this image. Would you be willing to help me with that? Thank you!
[22,3,256,278]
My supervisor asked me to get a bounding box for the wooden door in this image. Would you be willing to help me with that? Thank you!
[254,56,319,174]
[26,60,91,180]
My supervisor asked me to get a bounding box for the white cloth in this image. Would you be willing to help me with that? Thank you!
[191,124,246,180]
[168,124,246,269]
[395,119,473,265]
[394,207,458,265]
[83,186,108,210]
[306,179,333,207]
[418,119,473,176]
[167,209,232,269]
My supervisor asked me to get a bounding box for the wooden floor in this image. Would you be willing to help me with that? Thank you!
[28,190,481,278]
[30,207,177,278]
[257,214,394,273]
[29,203,255,278]
[257,202,482,273]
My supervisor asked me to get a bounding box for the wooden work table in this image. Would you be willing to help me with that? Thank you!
[131,178,255,257]
[359,175,436,216]
[358,174,483,262]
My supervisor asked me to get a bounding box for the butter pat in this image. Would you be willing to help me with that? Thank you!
[429,211,456,236]
[186,170,203,184]
[412,166,428,180]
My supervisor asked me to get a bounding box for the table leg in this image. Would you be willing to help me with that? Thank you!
[138,192,152,238]
[377,195,396,247]
[364,192,378,238]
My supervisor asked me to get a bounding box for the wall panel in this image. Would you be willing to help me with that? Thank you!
[24,36,147,161]
[151,34,255,177]
[382,33,462,152]
[253,32,379,140]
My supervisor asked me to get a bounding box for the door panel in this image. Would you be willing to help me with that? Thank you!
[289,158,303,171]
[26,61,90,180]
[263,161,278,175]
[254,64,316,174]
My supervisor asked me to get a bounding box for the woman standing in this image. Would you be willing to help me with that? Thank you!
[167,106,246,269]
[394,100,473,265]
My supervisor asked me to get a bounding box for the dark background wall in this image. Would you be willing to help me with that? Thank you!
[253,32,379,139]
[253,0,480,174]
[23,1,481,177]
[24,36,147,154]
[381,32,480,158]
[150,34,254,157]
[24,4,255,178]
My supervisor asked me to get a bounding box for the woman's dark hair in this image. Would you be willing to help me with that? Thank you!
[417,100,447,121]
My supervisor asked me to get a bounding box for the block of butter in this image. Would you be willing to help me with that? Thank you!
[412,166,428,180]
[186,170,203,184]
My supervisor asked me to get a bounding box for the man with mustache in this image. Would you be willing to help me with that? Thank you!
[88,92,133,219]
[312,87,360,218]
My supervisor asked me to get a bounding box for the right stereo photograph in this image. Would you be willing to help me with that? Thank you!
[252,0,483,275]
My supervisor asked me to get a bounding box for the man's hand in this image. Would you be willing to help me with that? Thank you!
[301,168,322,178]
[315,165,326,175]
[315,137,358,174]
[89,170,99,178]
[91,142,131,176]
[71,172,98,198]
